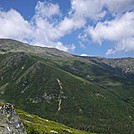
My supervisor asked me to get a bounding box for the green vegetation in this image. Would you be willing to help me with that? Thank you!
[0,102,89,134]
[0,39,134,134]
[17,109,89,134]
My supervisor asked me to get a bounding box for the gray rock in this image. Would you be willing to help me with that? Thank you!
[0,103,27,134]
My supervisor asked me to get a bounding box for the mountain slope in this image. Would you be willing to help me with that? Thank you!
[0,39,73,59]
[0,39,134,134]
[18,109,89,134]
[0,103,89,134]
[83,56,134,79]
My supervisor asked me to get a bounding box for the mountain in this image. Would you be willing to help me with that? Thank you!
[83,56,134,79]
[0,39,72,58]
[0,39,134,134]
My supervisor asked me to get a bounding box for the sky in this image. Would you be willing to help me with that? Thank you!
[0,0,134,58]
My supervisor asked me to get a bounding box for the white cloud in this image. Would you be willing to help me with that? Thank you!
[80,54,88,57]
[56,42,76,52]
[58,17,86,36]
[71,0,106,20]
[86,12,134,55]
[32,17,60,41]
[106,49,116,56]
[106,38,134,55]
[57,0,108,37]
[32,41,75,52]
[68,0,134,56]
[59,0,105,32]
[87,12,134,43]
[0,9,33,41]
[116,38,134,52]
[0,2,74,52]
[69,0,134,22]
[35,1,60,19]
[103,0,134,14]
[0,0,134,56]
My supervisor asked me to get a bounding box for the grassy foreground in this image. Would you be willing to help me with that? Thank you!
[17,109,90,134]
[0,102,90,134]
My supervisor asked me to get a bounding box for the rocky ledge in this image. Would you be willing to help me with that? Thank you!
[0,103,27,134]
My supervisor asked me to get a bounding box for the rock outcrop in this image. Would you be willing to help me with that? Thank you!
[0,103,27,134]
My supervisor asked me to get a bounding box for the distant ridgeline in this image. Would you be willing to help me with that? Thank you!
[0,103,27,134]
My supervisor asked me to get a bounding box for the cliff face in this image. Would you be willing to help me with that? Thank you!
[0,103,27,134]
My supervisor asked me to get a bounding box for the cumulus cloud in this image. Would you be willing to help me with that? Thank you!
[87,12,134,43]
[57,0,106,36]
[67,0,134,32]
[106,38,134,55]
[58,17,86,36]
[71,0,106,20]
[56,42,76,52]
[35,1,60,19]
[0,9,33,41]
[80,54,88,57]
[32,41,75,52]
[103,0,134,14]
[0,1,75,52]
[62,0,134,56]
[73,0,134,55]
[86,12,134,55]
[0,0,134,55]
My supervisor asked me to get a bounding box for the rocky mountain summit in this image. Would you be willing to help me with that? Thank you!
[0,103,27,134]
[0,39,73,59]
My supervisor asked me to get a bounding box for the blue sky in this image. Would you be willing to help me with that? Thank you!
[0,0,134,58]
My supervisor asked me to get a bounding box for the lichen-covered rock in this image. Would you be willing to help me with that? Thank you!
[0,103,27,134]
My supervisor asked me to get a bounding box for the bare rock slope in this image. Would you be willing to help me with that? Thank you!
[0,103,27,134]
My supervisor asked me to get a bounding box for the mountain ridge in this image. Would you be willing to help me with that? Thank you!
[1,38,134,79]
[0,38,73,59]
